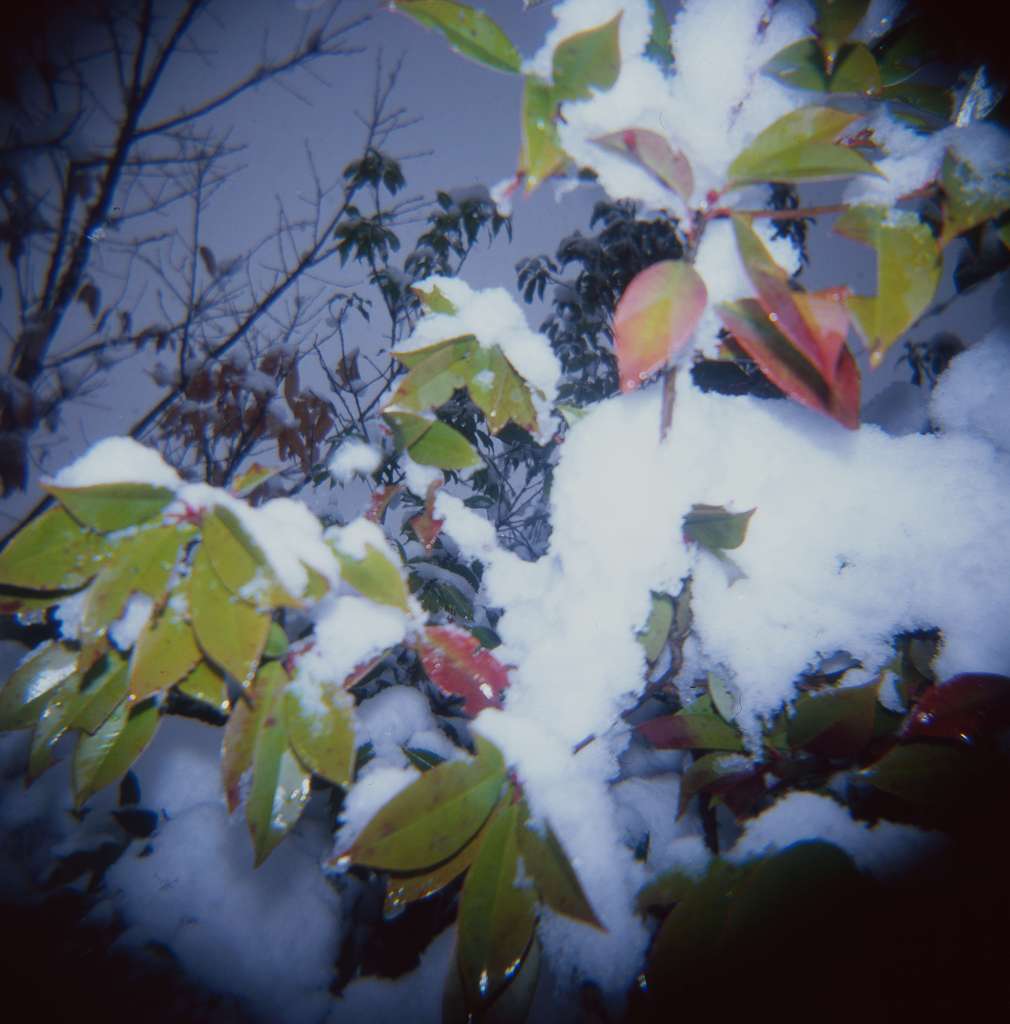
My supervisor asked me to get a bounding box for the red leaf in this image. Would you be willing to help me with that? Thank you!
[593,128,694,201]
[613,260,707,393]
[900,673,1010,745]
[419,624,510,716]
[408,479,445,553]
[366,484,403,524]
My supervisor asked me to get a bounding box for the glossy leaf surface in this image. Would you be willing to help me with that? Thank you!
[728,106,879,185]
[419,624,510,715]
[348,735,505,871]
[457,803,537,1009]
[900,673,1010,744]
[613,260,707,392]
[394,1,520,73]
[593,128,693,202]
[129,602,203,700]
[177,660,229,715]
[72,697,159,808]
[27,674,84,780]
[43,481,175,533]
[283,684,355,786]
[73,652,130,734]
[834,205,941,364]
[0,641,80,731]
[551,13,621,102]
[221,690,256,813]
[188,543,270,685]
[0,506,106,590]
[517,817,603,928]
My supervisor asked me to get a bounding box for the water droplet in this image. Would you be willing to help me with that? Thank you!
[478,970,490,997]
[535,119,545,129]
[639,370,649,380]
[768,312,779,323]
[636,972,649,993]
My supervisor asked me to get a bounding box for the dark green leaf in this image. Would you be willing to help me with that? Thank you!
[518,817,603,929]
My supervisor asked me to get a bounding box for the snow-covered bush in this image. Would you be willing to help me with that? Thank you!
[2,1,1010,1020]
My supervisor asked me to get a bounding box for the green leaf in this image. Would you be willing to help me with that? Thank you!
[551,13,622,102]
[728,106,880,185]
[177,660,229,714]
[763,38,830,92]
[0,506,107,590]
[73,651,130,734]
[387,336,480,413]
[813,0,870,72]
[230,463,276,498]
[263,622,288,660]
[683,504,755,552]
[592,129,694,203]
[939,148,1010,249]
[246,664,311,865]
[129,600,202,700]
[613,260,707,392]
[518,817,603,929]
[335,543,409,612]
[81,524,189,639]
[27,673,84,781]
[637,592,674,662]
[201,506,299,609]
[644,0,674,71]
[0,641,80,731]
[860,742,966,806]
[221,688,256,813]
[44,481,175,533]
[708,671,737,724]
[457,803,537,1009]
[392,334,476,371]
[348,735,506,871]
[394,0,521,74]
[412,281,458,315]
[467,346,539,435]
[834,205,941,366]
[828,42,882,95]
[520,75,567,191]
[409,419,482,470]
[188,542,270,686]
[283,683,355,786]
[72,696,160,808]
[789,680,878,757]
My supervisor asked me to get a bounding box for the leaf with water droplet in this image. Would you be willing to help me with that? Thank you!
[899,673,1010,744]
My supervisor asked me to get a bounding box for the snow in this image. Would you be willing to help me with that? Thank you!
[108,593,154,651]
[726,790,949,882]
[329,439,382,482]
[355,685,455,765]
[48,436,181,490]
[331,761,420,857]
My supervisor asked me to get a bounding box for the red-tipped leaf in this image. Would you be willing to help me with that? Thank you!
[419,624,510,715]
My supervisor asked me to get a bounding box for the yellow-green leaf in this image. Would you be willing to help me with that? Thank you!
[394,0,521,73]
[592,128,694,202]
[551,13,622,102]
[682,504,756,552]
[637,592,674,663]
[411,282,458,315]
[813,0,870,72]
[728,106,880,186]
[520,75,566,192]
[828,42,882,96]
[409,420,481,470]
[245,663,310,865]
[0,506,108,590]
[202,506,298,609]
[27,673,86,781]
[230,463,276,498]
[177,660,229,715]
[188,542,270,685]
[517,817,603,929]
[457,803,537,1009]
[763,38,830,92]
[0,641,79,731]
[335,544,409,612]
[44,481,175,533]
[283,683,355,786]
[129,600,202,700]
[72,651,130,734]
[348,735,506,871]
[613,260,707,392]
[221,689,255,813]
[72,696,160,808]
[81,524,188,639]
[834,205,941,365]
[387,336,479,413]
[939,148,1010,248]
[467,347,538,435]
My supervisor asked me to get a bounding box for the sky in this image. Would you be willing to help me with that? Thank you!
[2,1,1010,1021]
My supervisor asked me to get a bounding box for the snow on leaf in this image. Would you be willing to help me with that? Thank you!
[517,816,604,930]
[939,148,1010,249]
[833,205,941,365]
[188,543,270,686]
[457,802,537,1011]
[613,260,707,393]
[335,544,409,612]
[0,506,108,591]
[520,75,566,192]
[43,481,176,533]
[347,735,505,871]
[408,479,445,553]
[283,684,355,786]
[0,641,79,731]
[393,0,521,74]
[467,346,539,435]
[551,12,622,103]
[419,624,510,716]
[72,696,160,808]
[366,484,404,525]
[129,601,202,701]
[727,106,881,186]
[592,128,694,203]
[900,673,1010,744]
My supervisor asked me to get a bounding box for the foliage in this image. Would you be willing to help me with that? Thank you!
[3,0,1010,1019]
